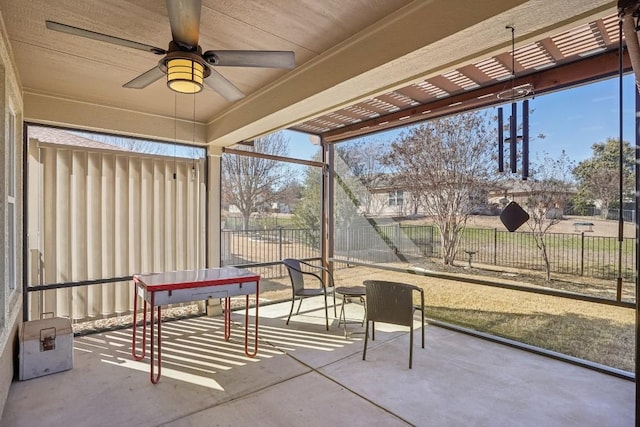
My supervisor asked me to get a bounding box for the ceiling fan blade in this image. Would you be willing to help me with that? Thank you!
[204,69,245,102]
[204,50,295,69]
[45,21,166,55]
[166,0,201,49]
[123,66,166,89]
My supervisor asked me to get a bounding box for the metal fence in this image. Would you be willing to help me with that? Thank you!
[32,223,634,323]
[353,224,636,281]
[221,224,635,282]
[565,206,635,222]
[221,228,321,279]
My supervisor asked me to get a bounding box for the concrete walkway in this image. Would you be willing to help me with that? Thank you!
[1,297,635,426]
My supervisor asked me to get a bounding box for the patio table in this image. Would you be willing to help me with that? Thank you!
[131,267,260,384]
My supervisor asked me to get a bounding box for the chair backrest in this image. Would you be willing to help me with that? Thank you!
[282,258,305,293]
[363,280,415,326]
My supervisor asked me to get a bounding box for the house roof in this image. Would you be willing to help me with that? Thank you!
[28,126,128,151]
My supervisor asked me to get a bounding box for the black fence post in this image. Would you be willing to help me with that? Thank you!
[493,228,498,265]
[346,227,350,262]
[580,231,585,276]
[429,226,434,257]
[278,227,283,260]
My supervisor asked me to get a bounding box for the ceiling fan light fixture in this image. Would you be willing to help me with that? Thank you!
[166,58,204,94]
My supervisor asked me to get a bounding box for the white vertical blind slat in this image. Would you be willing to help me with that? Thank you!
[71,151,87,319]
[114,156,129,314]
[55,149,71,318]
[87,152,102,317]
[31,142,205,321]
[101,154,116,316]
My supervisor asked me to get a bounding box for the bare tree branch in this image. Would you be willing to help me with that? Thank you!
[383,111,500,265]
[221,132,290,230]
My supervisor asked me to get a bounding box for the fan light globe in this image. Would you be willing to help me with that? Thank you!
[167,58,204,94]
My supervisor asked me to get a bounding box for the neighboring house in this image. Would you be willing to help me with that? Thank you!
[362,175,577,219]
[28,126,132,151]
[361,173,495,217]
[270,201,294,213]
[226,201,292,215]
[363,174,419,217]
[489,181,578,219]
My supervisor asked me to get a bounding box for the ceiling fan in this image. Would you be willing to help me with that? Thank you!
[45,0,295,102]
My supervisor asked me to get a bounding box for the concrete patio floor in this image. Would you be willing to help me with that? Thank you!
[0,296,635,427]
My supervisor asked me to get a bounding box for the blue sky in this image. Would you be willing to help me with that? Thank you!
[283,73,636,167]
[525,73,635,164]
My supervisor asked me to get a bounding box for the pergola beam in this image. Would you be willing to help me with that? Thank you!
[321,48,631,143]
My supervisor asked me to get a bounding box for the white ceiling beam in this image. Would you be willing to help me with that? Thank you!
[206,0,528,146]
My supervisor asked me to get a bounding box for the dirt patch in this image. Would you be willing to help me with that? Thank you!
[462,214,634,238]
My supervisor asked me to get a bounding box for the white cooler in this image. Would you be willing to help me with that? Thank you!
[19,317,73,380]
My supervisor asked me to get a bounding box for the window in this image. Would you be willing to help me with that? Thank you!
[6,108,16,291]
[389,190,403,207]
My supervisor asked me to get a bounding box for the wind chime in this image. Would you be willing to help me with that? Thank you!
[497,26,534,233]
[497,26,533,180]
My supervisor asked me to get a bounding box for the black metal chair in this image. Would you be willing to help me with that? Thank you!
[362,280,424,369]
[282,259,337,330]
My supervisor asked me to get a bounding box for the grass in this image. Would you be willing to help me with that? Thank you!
[259,264,635,373]
[421,280,634,372]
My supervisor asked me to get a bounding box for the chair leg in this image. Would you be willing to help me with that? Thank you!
[323,289,329,331]
[421,309,425,349]
[295,296,303,314]
[339,295,348,337]
[338,295,346,326]
[409,324,414,369]
[362,320,369,361]
[332,290,337,317]
[286,295,296,325]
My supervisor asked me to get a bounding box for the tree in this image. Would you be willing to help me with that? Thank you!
[221,132,291,230]
[573,138,634,220]
[520,150,576,281]
[73,132,168,155]
[277,179,303,214]
[293,160,323,247]
[293,141,388,249]
[383,111,499,265]
[336,139,388,216]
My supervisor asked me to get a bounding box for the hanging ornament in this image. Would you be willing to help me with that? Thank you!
[497,26,533,180]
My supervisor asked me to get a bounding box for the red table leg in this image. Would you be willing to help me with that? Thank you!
[223,297,231,341]
[149,292,162,384]
[222,285,259,357]
[244,282,259,357]
[131,282,147,361]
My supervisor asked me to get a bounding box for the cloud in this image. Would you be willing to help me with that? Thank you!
[591,95,615,103]
[579,125,604,132]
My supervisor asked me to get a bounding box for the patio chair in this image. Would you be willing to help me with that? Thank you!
[362,280,424,369]
[282,259,337,330]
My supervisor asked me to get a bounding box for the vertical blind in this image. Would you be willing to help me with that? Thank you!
[28,140,206,321]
